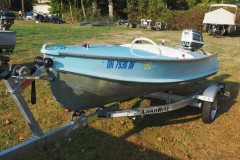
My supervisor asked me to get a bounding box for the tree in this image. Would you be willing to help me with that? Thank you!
[147,0,165,19]
[108,0,113,17]
[81,0,87,19]
[0,0,12,10]
[92,0,97,15]
[49,0,62,15]
[21,0,25,15]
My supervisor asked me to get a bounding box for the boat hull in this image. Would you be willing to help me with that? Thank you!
[46,56,218,110]
[48,70,212,111]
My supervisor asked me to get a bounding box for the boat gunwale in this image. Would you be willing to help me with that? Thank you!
[51,51,218,62]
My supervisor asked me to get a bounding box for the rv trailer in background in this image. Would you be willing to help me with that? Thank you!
[203,4,237,36]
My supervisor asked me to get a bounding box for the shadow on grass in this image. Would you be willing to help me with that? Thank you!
[15,87,203,159]
[18,127,176,160]
[121,98,201,140]
[230,31,240,37]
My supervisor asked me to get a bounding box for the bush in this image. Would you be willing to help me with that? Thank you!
[161,6,206,31]
[236,13,240,32]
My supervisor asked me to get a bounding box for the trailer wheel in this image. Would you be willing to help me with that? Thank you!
[202,97,218,124]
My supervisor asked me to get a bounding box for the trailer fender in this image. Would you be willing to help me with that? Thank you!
[197,85,223,102]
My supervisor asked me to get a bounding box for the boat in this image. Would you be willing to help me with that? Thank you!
[0,10,16,53]
[79,21,92,26]
[91,21,116,26]
[203,4,237,36]
[41,30,218,111]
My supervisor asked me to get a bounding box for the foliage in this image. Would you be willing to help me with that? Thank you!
[49,0,62,14]
[162,5,207,31]
[5,0,35,12]
[236,12,240,32]
[4,0,240,30]
[126,0,240,30]
[0,0,9,10]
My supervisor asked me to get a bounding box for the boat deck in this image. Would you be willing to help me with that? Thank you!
[41,44,208,60]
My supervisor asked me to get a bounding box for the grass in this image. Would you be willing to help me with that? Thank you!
[0,20,240,160]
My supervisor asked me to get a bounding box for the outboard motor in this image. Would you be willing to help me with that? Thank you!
[180,29,204,51]
[0,10,16,31]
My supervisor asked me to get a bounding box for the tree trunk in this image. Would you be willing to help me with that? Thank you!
[163,0,168,10]
[108,0,113,18]
[69,2,74,23]
[81,0,87,20]
[92,0,97,15]
[8,0,11,8]
[21,0,25,16]
[61,0,63,19]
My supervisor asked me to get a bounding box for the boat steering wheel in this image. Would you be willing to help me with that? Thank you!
[131,37,162,55]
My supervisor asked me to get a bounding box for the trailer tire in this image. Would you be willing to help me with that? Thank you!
[202,97,218,124]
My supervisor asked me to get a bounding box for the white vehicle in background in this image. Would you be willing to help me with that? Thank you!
[203,4,237,36]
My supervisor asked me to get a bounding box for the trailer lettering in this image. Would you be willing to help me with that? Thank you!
[142,107,170,115]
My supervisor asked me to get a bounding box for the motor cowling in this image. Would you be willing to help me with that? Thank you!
[180,29,204,51]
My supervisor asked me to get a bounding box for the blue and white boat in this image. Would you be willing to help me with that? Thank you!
[41,34,218,111]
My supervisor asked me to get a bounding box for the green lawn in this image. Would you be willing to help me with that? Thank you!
[0,20,240,160]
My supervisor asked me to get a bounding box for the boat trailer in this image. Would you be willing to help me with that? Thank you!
[0,56,229,160]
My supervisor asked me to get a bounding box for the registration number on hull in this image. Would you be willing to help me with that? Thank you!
[107,60,135,69]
